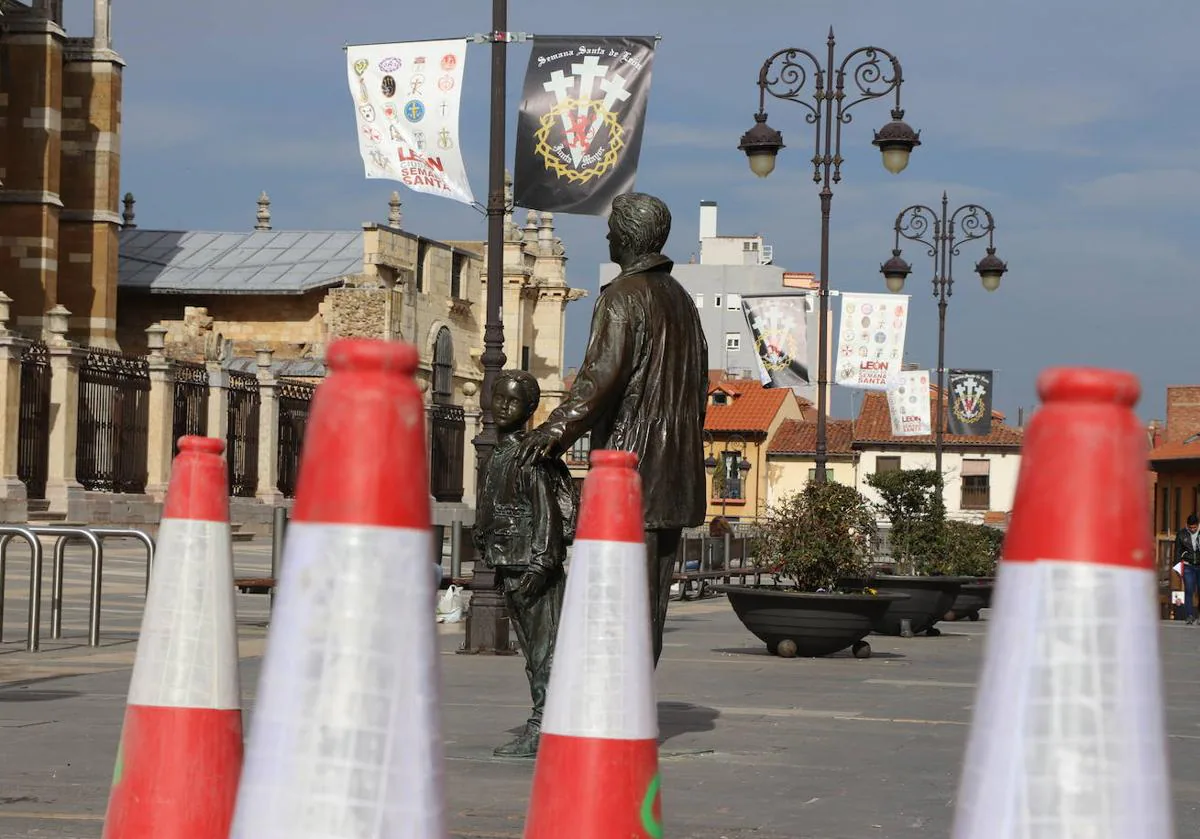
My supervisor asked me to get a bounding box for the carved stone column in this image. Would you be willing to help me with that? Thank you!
[205,361,230,443]
[144,324,175,500]
[44,306,86,519]
[255,347,284,505]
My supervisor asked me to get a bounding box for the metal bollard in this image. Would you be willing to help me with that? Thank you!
[450,520,463,581]
[270,506,288,610]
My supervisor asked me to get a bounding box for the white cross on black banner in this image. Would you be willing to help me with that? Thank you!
[946,369,994,436]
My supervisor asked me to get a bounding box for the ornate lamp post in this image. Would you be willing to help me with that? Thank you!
[738,28,921,484]
[703,431,753,519]
[879,192,1008,477]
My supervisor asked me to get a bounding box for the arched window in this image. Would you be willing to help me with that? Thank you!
[432,327,453,403]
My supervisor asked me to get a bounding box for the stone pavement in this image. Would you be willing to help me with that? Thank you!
[2,539,1200,838]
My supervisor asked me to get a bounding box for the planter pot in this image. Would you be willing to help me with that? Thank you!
[711,584,910,659]
[944,580,995,622]
[841,575,971,637]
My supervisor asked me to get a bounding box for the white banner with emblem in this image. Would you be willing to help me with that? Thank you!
[834,292,910,390]
[887,369,932,436]
[346,39,475,205]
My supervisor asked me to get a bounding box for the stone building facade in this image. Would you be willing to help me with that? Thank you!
[116,186,587,511]
[0,0,124,347]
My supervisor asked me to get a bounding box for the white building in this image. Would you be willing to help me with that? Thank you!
[599,200,832,410]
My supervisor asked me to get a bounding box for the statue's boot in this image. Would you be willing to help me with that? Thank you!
[493,723,540,758]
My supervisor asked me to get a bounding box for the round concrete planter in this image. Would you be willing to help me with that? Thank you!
[840,575,971,637]
[944,580,995,621]
[712,584,910,659]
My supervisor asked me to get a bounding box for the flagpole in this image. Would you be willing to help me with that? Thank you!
[462,0,513,655]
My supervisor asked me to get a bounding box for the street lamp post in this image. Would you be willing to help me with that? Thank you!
[738,27,921,485]
[879,192,1008,478]
[703,431,753,519]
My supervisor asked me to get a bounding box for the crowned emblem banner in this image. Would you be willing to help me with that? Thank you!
[947,370,994,436]
[741,294,811,393]
[345,39,475,205]
[887,369,932,437]
[835,293,910,390]
[513,36,657,215]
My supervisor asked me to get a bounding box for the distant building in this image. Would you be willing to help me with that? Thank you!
[0,0,124,347]
[599,200,831,411]
[117,184,588,512]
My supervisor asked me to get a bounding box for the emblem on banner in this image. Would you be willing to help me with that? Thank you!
[533,56,633,184]
[952,373,989,424]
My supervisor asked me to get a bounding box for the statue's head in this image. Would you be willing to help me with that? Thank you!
[607,192,671,268]
[493,369,541,432]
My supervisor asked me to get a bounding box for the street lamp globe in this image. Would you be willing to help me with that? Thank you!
[738,112,785,179]
[880,249,912,293]
[975,247,1008,292]
[871,108,921,175]
[704,454,717,474]
[738,456,752,475]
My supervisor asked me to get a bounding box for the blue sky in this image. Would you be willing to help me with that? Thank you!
[80,0,1200,423]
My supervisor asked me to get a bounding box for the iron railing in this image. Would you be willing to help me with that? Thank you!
[961,483,991,510]
[277,379,316,498]
[171,361,209,451]
[76,347,150,493]
[226,371,260,498]
[17,342,51,500]
[429,403,465,503]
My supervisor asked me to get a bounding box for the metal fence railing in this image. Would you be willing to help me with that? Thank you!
[17,342,51,500]
[276,379,315,498]
[171,361,209,451]
[226,371,260,498]
[76,347,150,493]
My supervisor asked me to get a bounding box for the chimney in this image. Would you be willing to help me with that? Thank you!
[387,191,402,227]
[699,200,718,241]
[1018,407,1025,427]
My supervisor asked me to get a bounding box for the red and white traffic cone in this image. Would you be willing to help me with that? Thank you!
[229,338,445,839]
[950,368,1174,838]
[524,449,662,839]
[102,436,242,839]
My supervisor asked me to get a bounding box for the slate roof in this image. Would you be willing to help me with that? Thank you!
[225,357,328,378]
[119,229,364,295]
[705,374,805,434]
[852,390,1023,448]
[769,419,856,455]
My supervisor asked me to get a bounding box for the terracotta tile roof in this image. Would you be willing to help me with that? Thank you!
[1148,439,1200,462]
[768,419,856,455]
[705,376,800,434]
[853,390,1023,447]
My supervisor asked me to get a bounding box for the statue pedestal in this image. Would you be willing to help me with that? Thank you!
[458,567,517,655]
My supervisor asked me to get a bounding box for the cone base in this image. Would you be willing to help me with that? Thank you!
[525,734,661,839]
[103,705,243,839]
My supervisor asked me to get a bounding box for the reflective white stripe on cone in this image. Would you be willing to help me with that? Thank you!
[951,560,1171,838]
[229,522,442,839]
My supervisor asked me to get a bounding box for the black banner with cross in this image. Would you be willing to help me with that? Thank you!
[513,36,657,215]
[946,369,994,436]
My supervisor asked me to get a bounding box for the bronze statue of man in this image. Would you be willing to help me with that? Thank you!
[517,191,709,667]
[474,370,578,758]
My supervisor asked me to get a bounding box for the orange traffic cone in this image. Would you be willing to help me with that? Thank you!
[102,436,242,839]
[524,450,662,839]
[950,368,1174,838]
[229,339,445,838]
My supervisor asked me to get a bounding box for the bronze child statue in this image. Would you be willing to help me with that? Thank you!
[473,369,578,758]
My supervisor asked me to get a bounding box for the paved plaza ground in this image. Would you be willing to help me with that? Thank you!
[2,538,1200,838]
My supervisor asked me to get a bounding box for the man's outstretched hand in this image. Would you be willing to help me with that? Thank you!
[516,427,560,467]
[516,567,549,599]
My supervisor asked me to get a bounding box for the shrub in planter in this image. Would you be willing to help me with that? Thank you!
[926,520,1003,578]
[755,481,878,591]
[865,468,945,575]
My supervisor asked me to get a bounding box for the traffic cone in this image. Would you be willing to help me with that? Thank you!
[950,368,1174,838]
[524,449,662,839]
[228,338,445,839]
[102,436,242,839]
